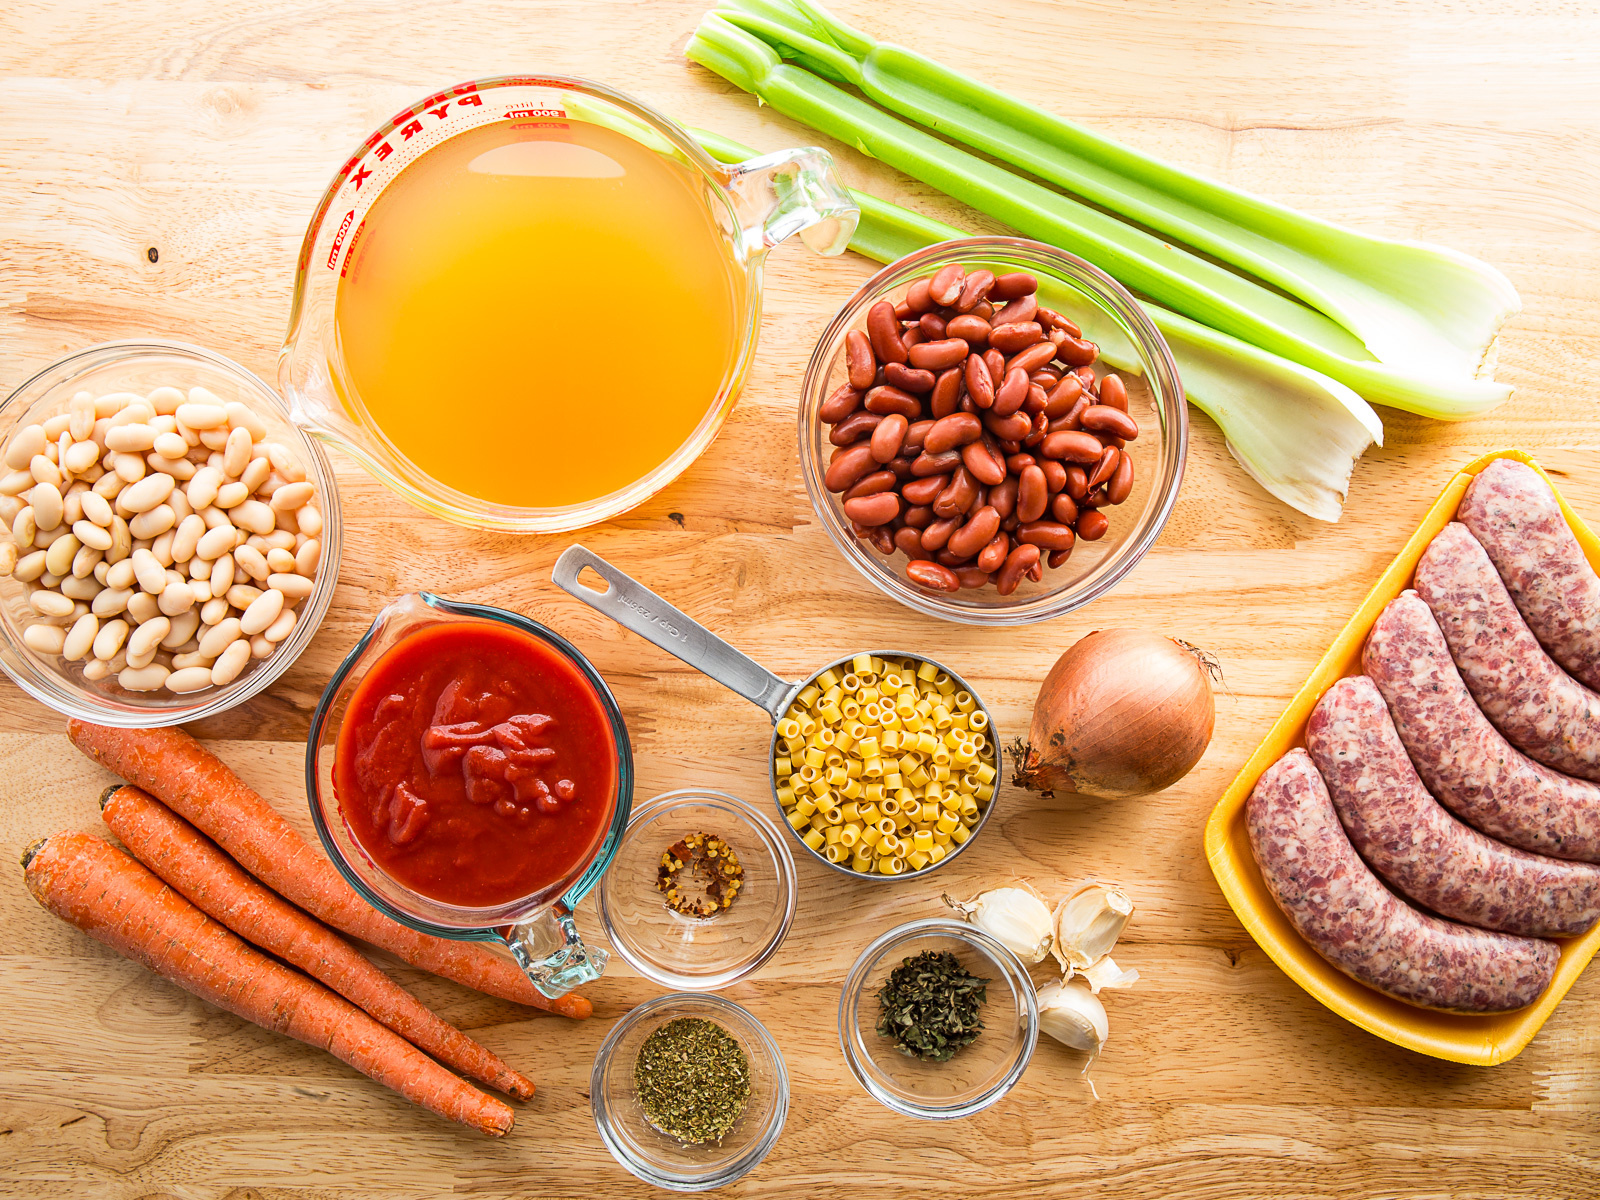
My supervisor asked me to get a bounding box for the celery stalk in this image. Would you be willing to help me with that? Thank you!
[687,12,1511,422]
[717,0,1520,384]
[693,129,1378,521]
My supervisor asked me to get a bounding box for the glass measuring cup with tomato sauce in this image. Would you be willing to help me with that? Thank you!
[306,592,631,997]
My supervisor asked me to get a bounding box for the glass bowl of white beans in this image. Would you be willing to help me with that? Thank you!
[0,340,341,725]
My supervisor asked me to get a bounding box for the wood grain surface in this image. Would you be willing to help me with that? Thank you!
[2,0,1598,1196]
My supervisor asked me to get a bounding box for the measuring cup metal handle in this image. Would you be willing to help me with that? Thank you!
[552,545,794,719]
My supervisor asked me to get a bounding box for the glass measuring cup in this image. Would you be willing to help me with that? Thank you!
[280,74,859,534]
[305,592,633,997]
[551,546,1001,880]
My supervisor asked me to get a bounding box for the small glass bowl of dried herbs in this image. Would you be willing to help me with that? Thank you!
[838,918,1039,1120]
[592,992,789,1191]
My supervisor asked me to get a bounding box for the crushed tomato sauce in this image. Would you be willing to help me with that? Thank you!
[333,620,617,908]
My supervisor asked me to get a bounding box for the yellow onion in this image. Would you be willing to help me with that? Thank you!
[1012,630,1217,801]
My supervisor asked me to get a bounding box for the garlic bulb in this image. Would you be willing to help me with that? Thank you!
[943,886,1053,963]
[1052,883,1133,972]
[1074,955,1139,994]
[1036,978,1108,1053]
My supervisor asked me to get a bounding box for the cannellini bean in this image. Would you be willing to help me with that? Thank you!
[240,587,284,635]
[63,439,99,475]
[14,550,47,583]
[198,505,233,533]
[12,506,36,548]
[83,658,111,681]
[62,575,99,603]
[226,583,262,610]
[147,386,185,415]
[171,651,213,672]
[23,624,67,654]
[80,490,112,527]
[265,442,305,482]
[43,414,72,441]
[168,488,192,523]
[164,665,214,693]
[71,543,101,579]
[239,457,271,493]
[63,613,99,661]
[268,572,314,601]
[128,616,171,659]
[1,468,36,495]
[0,495,21,525]
[176,399,228,429]
[105,424,157,454]
[5,424,47,470]
[92,587,133,617]
[269,481,315,513]
[62,486,86,526]
[93,471,125,499]
[234,544,269,581]
[129,505,176,540]
[171,514,205,563]
[233,499,275,535]
[163,608,201,650]
[260,529,296,552]
[121,472,175,513]
[297,505,322,537]
[44,534,80,578]
[127,592,160,625]
[224,402,267,440]
[0,541,16,576]
[92,393,129,419]
[34,523,70,550]
[30,483,63,531]
[158,581,196,616]
[119,664,169,692]
[148,453,196,481]
[186,466,222,510]
[149,414,177,435]
[262,607,297,643]
[223,426,253,476]
[151,529,176,567]
[211,638,252,685]
[266,546,296,574]
[69,397,96,440]
[107,516,131,564]
[200,596,230,625]
[195,522,236,560]
[112,453,146,484]
[73,519,112,552]
[132,549,166,594]
[153,431,189,459]
[210,552,235,595]
[249,634,274,659]
[30,454,61,488]
[92,560,110,585]
[107,402,152,428]
[214,481,248,510]
[186,556,209,581]
[198,426,231,452]
[30,589,74,618]
[293,538,321,574]
[199,618,242,659]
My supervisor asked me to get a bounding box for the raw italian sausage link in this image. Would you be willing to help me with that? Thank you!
[1414,522,1600,782]
[1306,676,1600,937]
[1458,459,1600,691]
[1364,592,1600,863]
[1246,749,1558,1013]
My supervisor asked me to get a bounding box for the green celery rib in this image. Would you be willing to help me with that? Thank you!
[692,129,1379,521]
[718,0,1520,385]
[687,12,1510,422]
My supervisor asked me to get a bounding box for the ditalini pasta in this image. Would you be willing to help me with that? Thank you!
[773,654,996,875]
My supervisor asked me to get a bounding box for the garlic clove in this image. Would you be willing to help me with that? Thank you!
[1072,954,1140,994]
[1036,977,1108,1053]
[943,885,1053,963]
[1052,883,1134,972]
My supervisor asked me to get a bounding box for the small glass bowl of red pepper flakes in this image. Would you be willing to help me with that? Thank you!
[597,789,796,992]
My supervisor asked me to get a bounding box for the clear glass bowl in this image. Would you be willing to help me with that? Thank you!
[799,237,1186,625]
[0,340,341,725]
[838,918,1039,1119]
[591,992,789,1191]
[596,789,796,990]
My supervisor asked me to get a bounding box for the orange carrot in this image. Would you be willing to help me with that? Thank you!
[22,832,515,1136]
[67,720,592,1019]
[101,783,535,1101]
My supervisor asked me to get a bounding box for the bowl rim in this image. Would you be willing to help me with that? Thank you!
[837,917,1039,1120]
[0,338,342,726]
[798,235,1187,626]
[595,787,798,991]
[590,990,790,1191]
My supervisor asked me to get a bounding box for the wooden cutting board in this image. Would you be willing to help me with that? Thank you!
[1,1,1595,1195]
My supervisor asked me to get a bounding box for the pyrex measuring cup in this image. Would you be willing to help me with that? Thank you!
[280,74,859,535]
[551,546,1001,880]
[305,592,633,997]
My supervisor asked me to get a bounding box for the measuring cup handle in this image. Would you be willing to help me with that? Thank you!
[552,545,794,719]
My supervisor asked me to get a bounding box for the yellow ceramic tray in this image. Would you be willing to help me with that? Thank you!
[1205,449,1600,1065]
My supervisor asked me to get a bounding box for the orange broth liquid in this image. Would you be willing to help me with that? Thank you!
[333,118,745,510]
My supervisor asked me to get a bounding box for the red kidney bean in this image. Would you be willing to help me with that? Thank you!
[1051,491,1079,524]
[845,330,877,389]
[1018,520,1075,551]
[1075,366,1097,388]
[824,443,878,492]
[867,301,908,365]
[894,299,914,320]
[907,560,961,592]
[904,277,934,314]
[894,526,933,559]
[820,384,862,424]
[1064,464,1089,501]
[1087,446,1120,490]
[886,455,914,480]
[924,412,983,453]
[956,269,995,312]
[908,338,968,371]
[988,321,1043,354]
[1057,336,1099,367]
[1107,452,1134,504]
[845,470,897,501]
[884,362,936,394]
[992,367,1029,418]
[844,492,900,526]
[946,505,1000,558]
[1037,307,1082,337]
[903,419,934,454]
[1027,560,1043,582]
[918,312,948,341]
[1081,405,1139,440]
[988,475,1018,520]
[912,449,963,477]
[959,391,979,416]
[1047,548,1071,568]
[864,385,922,419]
[1024,410,1049,449]
[982,347,1006,385]
[982,410,1033,441]
[961,439,1007,487]
[955,566,992,589]
[1007,342,1057,376]
[901,325,924,350]
[1101,433,1126,450]
[1005,452,1036,474]
[964,354,995,409]
[901,474,949,506]
[946,314,991,344]
[1077,509,1110,541]
[1000,514,1019,532]
[929,367,963,419]
[1051,393,1092,432]
[920,515,959,552]
[1016,464,1048,523]
[935,549,972,568]
[929,264,965,306]
[977,532,1010,573]
[1098,372,1128,412]
[989,272,1037,302]
[830,409,881,447]
[870,413,909,463]
[997,438,1021,454]
[903,504,934,529]
[1040,459,1067,495]
[856,522,896,554]
[991,294,1039,327]
[1079,487,1111,508]
[995,543,1041,595]
[934,467,979,518]
[1040,430,1104,463]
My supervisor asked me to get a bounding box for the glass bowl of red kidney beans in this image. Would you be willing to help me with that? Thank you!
[800,237,1186,625]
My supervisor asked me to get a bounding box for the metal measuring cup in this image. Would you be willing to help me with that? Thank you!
[552,545,1002,880]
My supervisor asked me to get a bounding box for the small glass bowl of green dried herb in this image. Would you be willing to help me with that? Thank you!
[838,918,1039,1119]
[592,992,789,1191]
